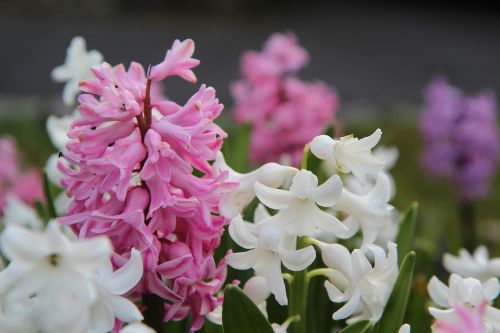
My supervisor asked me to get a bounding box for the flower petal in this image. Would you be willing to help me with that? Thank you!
[427,276,450,307]
[289,170,317,200]
[103,249,143,295]
[254,182,294,210]
[279,246,316,271]
[228,215,258,249]
[227,248,260,270]
[313,174,342,207]
[0,225,49,262]
[105,293,144,323]
[332,287,361,320]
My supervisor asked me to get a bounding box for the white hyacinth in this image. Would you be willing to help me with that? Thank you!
[227,214,315,305]
[427,274,500,332]
[51,36,103,106]
[443,246,500,281]
[310,129,385,186]
[254,170,347,237]
[213,151,297,219]
[321,242,399,323]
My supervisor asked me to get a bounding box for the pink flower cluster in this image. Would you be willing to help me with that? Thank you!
[420,77,500,200]
[231,32,339,166]
[0,136,44,213]
[57,39,234,331]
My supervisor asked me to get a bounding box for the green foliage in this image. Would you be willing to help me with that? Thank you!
[222,285,274,333]
[371,252,416,333]
[396,202,418,264]
[43,171,57,219]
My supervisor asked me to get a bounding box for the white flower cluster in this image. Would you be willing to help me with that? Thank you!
[211,129,403,328]
[428,246,500,332]
[0,218,153,333]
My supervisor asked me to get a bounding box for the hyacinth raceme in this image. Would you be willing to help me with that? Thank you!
[231,32,339,166]
[420,77,500,200]
[0,136,44,214]
[56,39,233,331]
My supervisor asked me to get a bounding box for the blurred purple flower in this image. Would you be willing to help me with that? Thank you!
[420,77,499,200]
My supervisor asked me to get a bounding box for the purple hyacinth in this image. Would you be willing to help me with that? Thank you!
[420,77,499,201]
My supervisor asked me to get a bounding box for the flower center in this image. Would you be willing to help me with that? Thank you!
[47,253,61,266]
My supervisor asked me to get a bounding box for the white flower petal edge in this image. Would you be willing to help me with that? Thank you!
[322,242,398,323]
[213,152,298,219]
[443,246,500,281]
[46,109,80,151]
[120,323,156,333]
[254,170,347,237]
[0,222,112,332]
[399,323,411,333]
[427,274,500,331]
[51,36,103,106]
[310,129,385,186]
[227,215,315,305]
[2,195,43,230]
[332,172,393,245]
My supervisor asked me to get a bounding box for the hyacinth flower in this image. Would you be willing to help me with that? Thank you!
[231,32,339,166]
[0,136,44,215]
[420,77,500,250]
[55,38,234,331]
[320,242,399,323]
[427,274,500,331]
[443,246,500,281]
[435,302,487,333]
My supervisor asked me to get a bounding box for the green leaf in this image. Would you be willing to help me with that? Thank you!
[395,202,418,264]
[222,285,274,333]
[372,252,416,333]
[340,320,372,333]
[43,171,57,219]
[229,123,251,173]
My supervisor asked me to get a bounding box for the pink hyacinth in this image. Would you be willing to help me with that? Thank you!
[0,136,44,213]
[57,39,234,331]
[435,302,487,333]
[420,77,500,200]
[231,32,339,166]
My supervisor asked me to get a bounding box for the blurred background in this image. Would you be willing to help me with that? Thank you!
[1,1,500,331]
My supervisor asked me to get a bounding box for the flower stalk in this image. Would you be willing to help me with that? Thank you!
[288,236,310,333]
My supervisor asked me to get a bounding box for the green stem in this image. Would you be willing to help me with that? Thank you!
[143,293,165,333]
[306,268,331,280]
[301,144,310,170]
[288,236,310,333]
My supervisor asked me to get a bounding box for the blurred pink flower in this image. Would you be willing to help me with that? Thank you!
[232,32,339,166]
[58,39,233,331]
[0,136,44,213]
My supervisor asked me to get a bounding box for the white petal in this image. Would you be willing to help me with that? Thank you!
[315,209,348,235]
[325,280,347,303]
[332,287,362,320]
[289,170,317,200]
[105,293,143,323]
[351,249,372,278]
[228,215,258,249]
[321,243,353,278]
[398,324,411,333]
[313,175,342,207]
[279,246,316,271]
[87,300,115,333]
[482,278,499,301]
[261,255,288,306]
[102,249,143,295]
[427,276,450,307]
[120,323,156,333]
[0,225,49,262]
[227,248,260,270]
[353,129,382,152]
[254,182,294,210]
[3,195,43,230]
[243,276,271,304]
[310,135,335,161]
[254,204,271,223]
[70,236,112,271]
